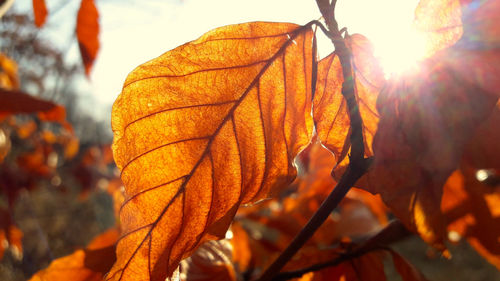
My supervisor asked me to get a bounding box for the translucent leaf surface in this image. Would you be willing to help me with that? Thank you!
[110,22,315,281]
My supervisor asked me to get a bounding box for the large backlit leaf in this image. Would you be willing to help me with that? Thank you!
[76,0,99,76]
[313,34,385,166]
[110,22,315,280]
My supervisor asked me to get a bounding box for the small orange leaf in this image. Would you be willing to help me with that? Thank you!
[0,89,59,120]
[313,34,385,167]
[29,228,119,281]
[110,22,315,280]
[63,136,80,159]
[76,0,99,76]
[37,105,66,123]
[0,53,19,89]
[32,0,48,28]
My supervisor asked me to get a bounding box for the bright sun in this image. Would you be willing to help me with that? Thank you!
[337,0,427,78]
[374,26,427,79]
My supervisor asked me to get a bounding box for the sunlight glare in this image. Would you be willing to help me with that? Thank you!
[375,26,427,79]
[337,0,425,78]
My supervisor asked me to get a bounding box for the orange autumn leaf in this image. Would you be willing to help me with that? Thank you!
[414,0,463,55]
[17,144,53,176]
[0,52,19,89]
[366,0,500,251]
[0,208,23,261]
[389,250,429,281]
[229,222,252,273]
[76,0,99,76]
[16,120,37,139]
[110,22,315,281]
[32,0,48,28]
[29,228,119,281]
[313,34,384,167]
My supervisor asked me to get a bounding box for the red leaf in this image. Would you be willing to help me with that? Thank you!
[32,0,48,28]
[76,0,99,76]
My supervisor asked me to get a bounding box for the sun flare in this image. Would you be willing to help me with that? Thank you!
[374,26,428,79]
[337,0,427,78]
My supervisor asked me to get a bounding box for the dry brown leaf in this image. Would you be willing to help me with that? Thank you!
[110,22,315,280]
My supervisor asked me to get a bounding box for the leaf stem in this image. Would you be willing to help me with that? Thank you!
[255,1,370,280]
[273,220,411,280]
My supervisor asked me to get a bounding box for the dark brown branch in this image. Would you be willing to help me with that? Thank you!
[255,1,370,280]
[273,220,412,280]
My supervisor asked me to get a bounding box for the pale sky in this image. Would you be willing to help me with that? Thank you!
[10,0,420,119]
[91,0,420,106]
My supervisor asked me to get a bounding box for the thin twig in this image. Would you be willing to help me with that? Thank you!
[255,1,370,280]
